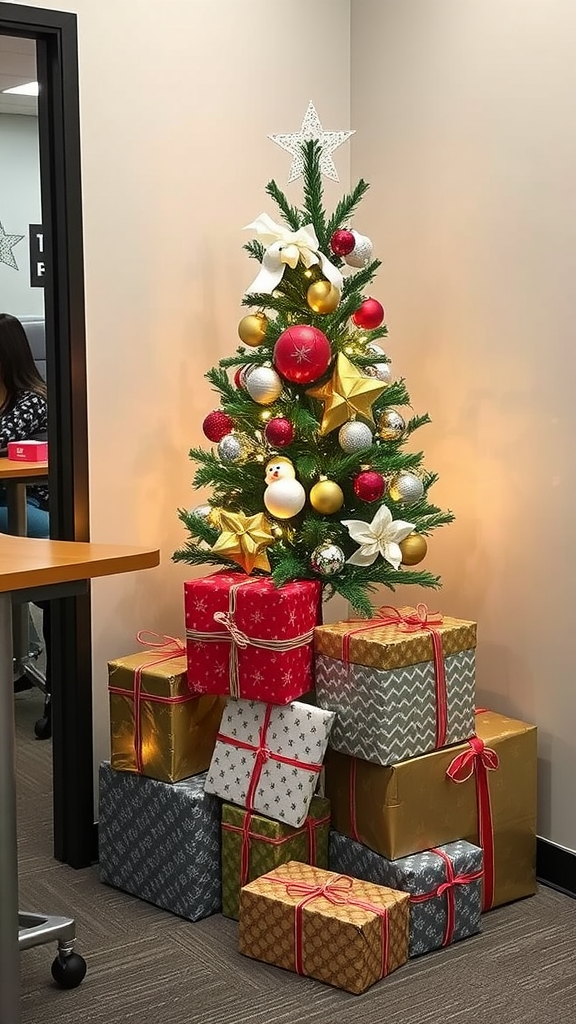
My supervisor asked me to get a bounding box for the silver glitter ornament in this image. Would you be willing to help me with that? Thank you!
[364,342,392,383]
[246,365,283,405]
[389,472,425,504]
[310,542,346,576]
[218,433,242,462]
[189,504,213,534]
[379,409,406,441]
[338,420,374,454]
[345,230,374,269]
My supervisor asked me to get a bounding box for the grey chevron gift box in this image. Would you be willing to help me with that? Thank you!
[329,832,483,957]
[99,763,221,921]
[315,613,477,765]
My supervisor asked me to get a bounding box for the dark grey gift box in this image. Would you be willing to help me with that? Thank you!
[329,831,482,957]
[99,763,221,921]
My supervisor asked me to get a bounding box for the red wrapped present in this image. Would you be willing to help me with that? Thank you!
[184,572,321,703]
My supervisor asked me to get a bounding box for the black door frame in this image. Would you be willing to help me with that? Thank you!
[1,4,94,868]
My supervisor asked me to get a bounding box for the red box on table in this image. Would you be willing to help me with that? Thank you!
[7,440,48,462]
[184,572,321,704]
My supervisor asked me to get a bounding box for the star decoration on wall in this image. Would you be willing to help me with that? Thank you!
[211,509,274,574]
[307,352,387,435]
[0,221,25,271]
[269,101,355,183]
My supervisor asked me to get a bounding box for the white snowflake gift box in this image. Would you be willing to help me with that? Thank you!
[204,699,335,828]
[184,573,321,704]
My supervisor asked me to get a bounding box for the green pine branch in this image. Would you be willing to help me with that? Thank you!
[301,141,327,249]
[326,179,371,240]
[243,240,265,261]
[265,180,301,231]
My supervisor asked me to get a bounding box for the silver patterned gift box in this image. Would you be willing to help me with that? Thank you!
[329,831,483,957]
[315,611,477,765]
[204,698,334,828]
[99,763,221,921]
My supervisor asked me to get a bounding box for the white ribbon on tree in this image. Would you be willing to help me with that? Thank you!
[244,212,343,296]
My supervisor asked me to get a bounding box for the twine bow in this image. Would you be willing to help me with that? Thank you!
[244,212,343,295]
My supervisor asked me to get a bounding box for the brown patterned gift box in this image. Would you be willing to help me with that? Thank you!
[108,641,226,784]
[239,861,409,994]
[314,606,477,765]
[324,710,537,911]
[221,796,330,920]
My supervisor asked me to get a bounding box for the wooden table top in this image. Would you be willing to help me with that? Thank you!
[0,458,48,480]
[0,534,159,592]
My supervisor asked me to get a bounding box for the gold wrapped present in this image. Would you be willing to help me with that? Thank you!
[108,644,225,784]
[324,710,537,910]
[314,605,477,670]
[239,861,409,994]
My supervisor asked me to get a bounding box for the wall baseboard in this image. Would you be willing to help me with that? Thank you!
[537,837,576,898]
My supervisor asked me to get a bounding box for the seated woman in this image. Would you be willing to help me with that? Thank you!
[0,312,49,538]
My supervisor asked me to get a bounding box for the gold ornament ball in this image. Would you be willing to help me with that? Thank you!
[399,533,428,566]
[238,312,268,347]
[306,280,340,315]
[309,479,345,515]
[379,409,406,441]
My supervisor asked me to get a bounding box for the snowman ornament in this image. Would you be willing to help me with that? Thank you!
[264,457,306,519]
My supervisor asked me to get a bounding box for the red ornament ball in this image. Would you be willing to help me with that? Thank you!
[330,229,356,257]
[203,409,234,442]
[264,417,295,448]
[352,297,386,331]
[273,325,332,385]
[233,366,245,389]
[353,469,386,503]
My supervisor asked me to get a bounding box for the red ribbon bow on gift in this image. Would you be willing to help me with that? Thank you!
[266,873,390,979]
[223,811,331,888]
[409,847,484,946]
[446,736,500,911]
[341,604,448,749]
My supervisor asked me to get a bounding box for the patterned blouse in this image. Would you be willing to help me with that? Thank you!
[0,390,49,508]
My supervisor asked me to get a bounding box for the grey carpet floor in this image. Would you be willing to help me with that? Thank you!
[14,688,576,1024]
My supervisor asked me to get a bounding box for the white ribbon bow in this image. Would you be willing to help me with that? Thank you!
[244,212,343,296]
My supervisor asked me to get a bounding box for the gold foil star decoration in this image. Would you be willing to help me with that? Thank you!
[269,101,355,183]
[211,509,274,574]
[307,352,387,435]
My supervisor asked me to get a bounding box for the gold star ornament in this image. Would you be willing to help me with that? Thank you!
[211,509,274,574]
[307,352,387,435]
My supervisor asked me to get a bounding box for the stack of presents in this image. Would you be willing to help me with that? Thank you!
[99,571,537,995]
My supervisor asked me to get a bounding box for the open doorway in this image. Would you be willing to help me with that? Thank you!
[0,4,93,869]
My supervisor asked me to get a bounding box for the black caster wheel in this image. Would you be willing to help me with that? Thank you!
[51,952,87,989]
[34,715,52,740]
[35,696,51,740]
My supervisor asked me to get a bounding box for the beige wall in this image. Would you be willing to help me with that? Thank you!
[14,0,351,793]
[351,0,576,851]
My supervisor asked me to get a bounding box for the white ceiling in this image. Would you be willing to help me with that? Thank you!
[0,35,37,117]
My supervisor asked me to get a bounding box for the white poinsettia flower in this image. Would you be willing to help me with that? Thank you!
[342,505,416,570]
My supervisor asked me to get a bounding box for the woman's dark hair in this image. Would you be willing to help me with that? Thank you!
[0,313,47,408]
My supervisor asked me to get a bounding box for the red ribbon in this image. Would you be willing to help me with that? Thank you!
[266,873,389,979]
[349,757,361,843]
[409,847,484,945]
[109,631,187,773]
[215,704,322,814]
[341,604,448,748]
[222,813,331,887]
[446,736,500,911]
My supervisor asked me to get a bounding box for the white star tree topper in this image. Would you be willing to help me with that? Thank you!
[342,506,416,570]
[269,101,355,183]
[0,221,25,271]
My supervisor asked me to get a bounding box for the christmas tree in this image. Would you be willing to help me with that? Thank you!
[175,106,454,616]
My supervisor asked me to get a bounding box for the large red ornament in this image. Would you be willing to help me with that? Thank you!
[330,229,356,257]
[352,297,385,331]
[264,417,295,448]
[273,325,332,385]
[203,409,234,442]
[353,469,386,503]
